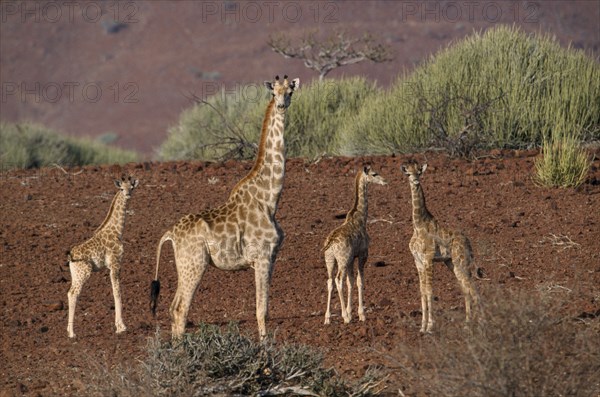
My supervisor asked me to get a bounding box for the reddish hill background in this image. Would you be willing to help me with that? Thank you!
[1,1,599,157]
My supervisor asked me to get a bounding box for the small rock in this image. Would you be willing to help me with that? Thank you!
[44,301,64,311]
[379,298,393,307]
[52,276,68,283]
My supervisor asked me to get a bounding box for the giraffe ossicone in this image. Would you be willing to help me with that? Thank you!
[66,175,139,338]
[401,162,479,333]
[323,166,387,325]
[151,75,299,340]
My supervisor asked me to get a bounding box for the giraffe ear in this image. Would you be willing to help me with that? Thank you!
[363,166,369,174]
[114,179,122,188]
[264,81,274,91]
[290,78,300,90]
[401,165,409,175]
[132,179,139,188]
[421,163,428,174]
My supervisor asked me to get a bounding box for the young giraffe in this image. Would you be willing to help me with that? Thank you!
[66,176,139,338]
[151,75,299,340]
[401,162,479,333]
[323,166,387,325]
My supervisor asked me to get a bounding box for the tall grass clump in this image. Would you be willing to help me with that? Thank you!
[534,131,592,188]
[0,122,137,169]
[158,76,378,161]
[86,323,385,396]
[393,287,600,396]
[341,25,600,156]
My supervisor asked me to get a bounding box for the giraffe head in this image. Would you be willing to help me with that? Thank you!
[114,175,139,198]
[264,75,300,111]
[362,166,387,186]
[401,163,428,185]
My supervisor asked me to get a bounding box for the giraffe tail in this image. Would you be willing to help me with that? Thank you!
[150,230,173,316]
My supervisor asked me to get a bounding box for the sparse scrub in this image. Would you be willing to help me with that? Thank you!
[534,132,592,188]
[87,323,385,396]
[0,122,137,169]
[340,26,600,156]
[392,286,600,397]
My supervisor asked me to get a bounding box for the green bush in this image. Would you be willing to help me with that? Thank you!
[534,132,592,188]
[158,88,264,161]
[86,323,385,396]
[159,76,379,161]
[340,25,600,156]
[0,122,137,169]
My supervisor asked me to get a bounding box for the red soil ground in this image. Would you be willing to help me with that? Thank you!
[1,150,599,396]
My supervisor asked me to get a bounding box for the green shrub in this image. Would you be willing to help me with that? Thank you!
[86,323,385,396]
[0,122,137,169]
[340,25,600,156]
[393,286,600,396]
[158,88,264,161]
[534,132,591,188]
[159,76,379,161]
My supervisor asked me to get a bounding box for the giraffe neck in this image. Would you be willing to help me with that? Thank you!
[346,173,368,226]
[230,99,286,212]
[409,183,432,229]
[96,191,128,237]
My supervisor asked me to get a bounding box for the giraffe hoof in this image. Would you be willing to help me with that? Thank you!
[324,318,330,325]
[116,324,127,334]
[359,314,366,322]
[68,333,76,338]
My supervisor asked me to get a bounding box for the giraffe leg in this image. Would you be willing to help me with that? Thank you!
[357,255,367,322]
[449,239,479,323]
[324,250,336,325]
[345,259,355,323]
[334,260,349,323]
[170,253,206,339]
[107,260,126,334]
[67,261,92,338]
[423,259,434,333]
[415,264,428,334]
[453,260,478,322]
[254,258,272,340]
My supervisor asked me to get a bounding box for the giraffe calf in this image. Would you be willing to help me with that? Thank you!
[66,176,139,338]
[402,163,479,333]
[323,166,387,325]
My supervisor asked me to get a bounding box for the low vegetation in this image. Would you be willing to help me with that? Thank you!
[159,76,378,161]
[0,122,137,169]
[341,25,599,156]
[534,132,592,188]
[162,26,599,181]
[392,286,600,396]
[86,323,384,396]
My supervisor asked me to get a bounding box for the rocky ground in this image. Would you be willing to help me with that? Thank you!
[1,150,600,396]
